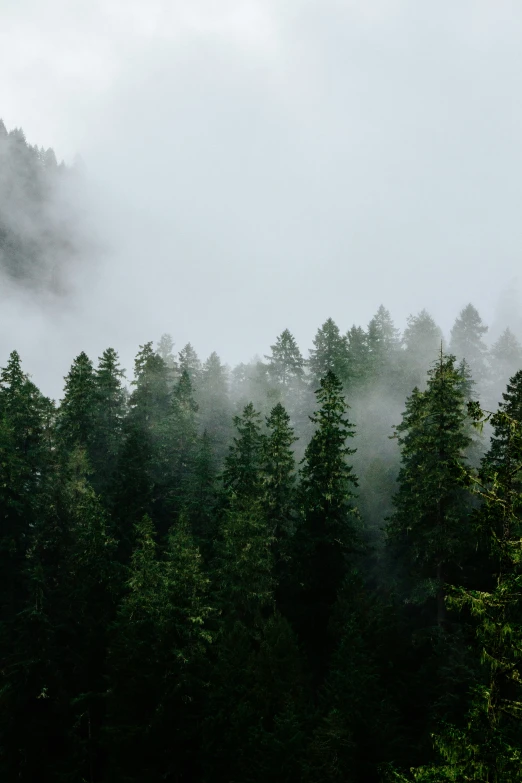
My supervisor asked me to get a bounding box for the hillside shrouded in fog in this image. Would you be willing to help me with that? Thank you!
[2,1,522,781]
[2,1,522,395]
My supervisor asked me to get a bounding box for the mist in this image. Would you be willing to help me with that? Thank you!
[2,0,522,397]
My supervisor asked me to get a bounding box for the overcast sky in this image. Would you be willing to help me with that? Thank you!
[2,0,522,395]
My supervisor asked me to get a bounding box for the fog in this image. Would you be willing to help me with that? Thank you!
[2,0,522,397]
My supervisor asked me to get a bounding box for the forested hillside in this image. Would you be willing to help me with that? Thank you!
[1,299,522,781]
[0,120,75,289]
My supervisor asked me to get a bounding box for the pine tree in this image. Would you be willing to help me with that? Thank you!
[128,341,170,429]
[184,430,218,544]
[387,352,473,627]
[390,388,522,782]
[197,351,232,465]
[91,347,126,491]
[262,403,298,539]
[106,513,211,782]
[345,325,370,393]
[2,448,117,782]
[178,342,201,387]
[449,304,489,385]
[0,351,51,644]
[261,403,298,608]
[402,310,443,391]
[110,343,170,552]
[221,402,265,507]
[367,305,401,381]
[156,369,200,528]
[490,328,522,379]
[308,319,349,385]
[265,329,305,390]
[56,351,97,454]
[295,371,359,679]
[487,328,522,409]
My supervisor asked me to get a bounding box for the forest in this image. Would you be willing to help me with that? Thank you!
[1,126,522,782]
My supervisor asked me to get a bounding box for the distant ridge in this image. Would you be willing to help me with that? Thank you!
[0,120,76,292]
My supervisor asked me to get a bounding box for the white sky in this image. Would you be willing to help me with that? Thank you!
[2,0,522,395]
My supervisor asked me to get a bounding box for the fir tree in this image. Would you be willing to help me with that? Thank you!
[449,304,489,385]
[402,310,443,390]
[387,352,473,627]
[106,513,211,782]
[295,371,359,679]
[91,347,126,491]
[345,325,370,393]
[367,305,401,381]
[308,319,349,385]
[221,402,265,507]
[391,391,522,782]
[265,329,305,389]
[197,351,232,465]
[178,342,201,387]
[56,351,97,454]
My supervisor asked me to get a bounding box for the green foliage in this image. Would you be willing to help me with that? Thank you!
[106,513,212,782]
[4,301,522,781]
[222,401,265,506]
[57,351,97,453]
[308,319,349,385]
[387,351,473,625]
[294,371,359,681]
[367,305,401,381]
[265,329,305,389]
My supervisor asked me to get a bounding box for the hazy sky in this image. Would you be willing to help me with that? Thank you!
[2,0,522,395]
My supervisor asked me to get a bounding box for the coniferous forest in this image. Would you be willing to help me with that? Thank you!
[2,129,522,782]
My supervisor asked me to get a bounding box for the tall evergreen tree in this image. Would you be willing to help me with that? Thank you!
[345,325,370,393]
[221,402,265,507]
[197,351,232,465]
[178,342,201,387]
[91,347,126,490]
[308,319,349,385]
[367,305,401,382]
[387,352,473,627]
[106,514,211,782]
[2,448,116,782]
[157,369,200,528]
[295,371,359,680]
[449,303,489,385]
[56,351,97,454]
[0,350,51,638]
[110,343,170,550]
[402,310,443,391]
[265,329,305,390]
[391,383,522,782]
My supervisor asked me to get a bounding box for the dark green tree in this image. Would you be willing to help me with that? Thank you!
[390,386,522,782]
[2,448,116,782]
[106,513,212,782]
[221,402,265,507]
[387,352,473,627]
[295,371,359,679]
[56,351,97,454]
[90,347,126,491]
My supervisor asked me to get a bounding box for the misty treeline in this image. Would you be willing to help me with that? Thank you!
[1,299,522,783]
[0,120,78,290]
